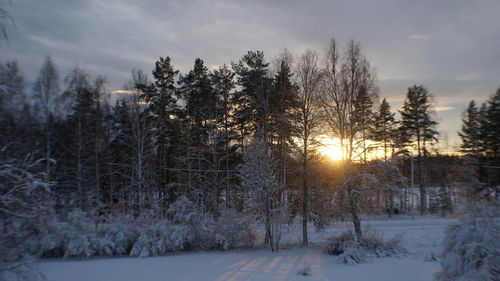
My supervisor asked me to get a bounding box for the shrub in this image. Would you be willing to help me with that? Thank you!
[214,210,259,250]
[435,202,500,281]
[296,262,312,276]
[324,228,406,264]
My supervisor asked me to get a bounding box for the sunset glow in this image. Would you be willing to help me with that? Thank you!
[318,135,343,161]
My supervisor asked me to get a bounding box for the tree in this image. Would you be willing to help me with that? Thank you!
[485,89,500,158]
[270,50,299,184]
[64,67,109,210]
[211,64,237,210]
[371,98,397,161]
[231,51,273,150]
[237,137,286,252]
[458,101,481,156]
[0,154,54,281]
[33,56,61,182]
[177,58,216,206]
[399,85,438,214]
[477,103,489,155]
[0,61,26,116]
[293,49,323,247]
[0,0,14,41]
[139,57,179,206]
[321,39,378,241]
[110,70,155,212]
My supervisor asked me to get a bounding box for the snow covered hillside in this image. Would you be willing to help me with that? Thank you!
[40,217,455,281]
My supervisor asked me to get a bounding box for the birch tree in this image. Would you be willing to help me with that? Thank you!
[293,49,323,247]
[321,39,378,241]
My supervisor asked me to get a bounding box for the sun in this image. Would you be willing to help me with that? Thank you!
[318,136,343,161]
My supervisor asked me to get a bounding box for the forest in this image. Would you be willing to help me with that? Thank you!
[1,38,499,280]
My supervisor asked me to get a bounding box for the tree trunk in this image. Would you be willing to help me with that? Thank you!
[348,187,362,242]
[302,135,309,247]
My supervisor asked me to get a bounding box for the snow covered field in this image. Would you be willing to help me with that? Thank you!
[40,217,456,281]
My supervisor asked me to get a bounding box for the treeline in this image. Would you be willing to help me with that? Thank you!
[1,39,499,249]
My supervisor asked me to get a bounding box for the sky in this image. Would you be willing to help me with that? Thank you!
[1,0,499,149]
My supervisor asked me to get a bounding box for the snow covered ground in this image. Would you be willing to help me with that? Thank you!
[40,217,456,281]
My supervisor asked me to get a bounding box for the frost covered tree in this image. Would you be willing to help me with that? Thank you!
[0,155,53,281]
[0,61,26,117]
[237,138,286,251]
[366,160,406,216]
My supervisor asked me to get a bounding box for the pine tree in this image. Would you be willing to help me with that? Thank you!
[139,57,179,206]
[178,58,216,145]
[458,101,481,156]
[231,51,273,151]
[399,85,438,214]
[270,52,300,189]
[211,64,237,210]
[178,58,220,210]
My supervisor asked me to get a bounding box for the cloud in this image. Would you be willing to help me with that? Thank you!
[1,0,500,149]
[408,34,429,40]
[434,106,456,111]
[111,90,138,95]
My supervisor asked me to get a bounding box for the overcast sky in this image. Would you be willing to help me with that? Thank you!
[1,0,499,148]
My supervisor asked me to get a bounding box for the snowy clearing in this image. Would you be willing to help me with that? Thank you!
[40,217,455,281]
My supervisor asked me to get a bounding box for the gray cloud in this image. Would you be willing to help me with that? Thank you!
[1,0,499,146]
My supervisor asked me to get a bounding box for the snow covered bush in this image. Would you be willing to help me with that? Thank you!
[435,202,500,281]
[324,228,406,264]
[214,210,259,250]
[296,262,312,276]
[129,221,176,257]
[91,220,139,256]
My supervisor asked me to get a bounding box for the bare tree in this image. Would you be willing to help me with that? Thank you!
[122,70,155,211]
[33,56,61,181]
[321,39,378,241]
[293,49,323,247]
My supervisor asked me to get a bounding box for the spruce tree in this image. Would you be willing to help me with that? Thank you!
[371,98,396,161]
[458,101,481,156]
[478,103,489,155]
[485,89,500,158]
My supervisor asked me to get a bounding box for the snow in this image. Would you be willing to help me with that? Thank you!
[41,249,440,281]
[266,216,454,258]
[39,217,454,281]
